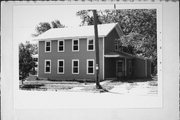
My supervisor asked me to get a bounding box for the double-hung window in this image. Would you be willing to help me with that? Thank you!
[58,40,64,52]
[87,39,94,51]
[57,60,64,74]
[87,59,94,74]
[45,41,51,52]
[114,39,118,51]
[45,60,51,73]
[72,39,79,51]
[72,59,79,74]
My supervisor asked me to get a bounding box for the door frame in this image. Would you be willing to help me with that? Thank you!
[116,60,124,77]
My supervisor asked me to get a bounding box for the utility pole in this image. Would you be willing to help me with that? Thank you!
[114,4,117,22]
[92,10,102,89]
[114,4,116,10]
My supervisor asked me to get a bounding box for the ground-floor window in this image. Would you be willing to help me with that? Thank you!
[87,59,94,74]
[44,59,96,75]
[72,59,79,74]
[57,59,64,74]
[45,60,51,73]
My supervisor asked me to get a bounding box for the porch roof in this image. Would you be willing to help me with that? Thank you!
[104,51,134,59]
[104,51,152,61]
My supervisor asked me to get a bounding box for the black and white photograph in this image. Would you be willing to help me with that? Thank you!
[17,6,158,96]
[1,1,179,120]
[10,4,164,110]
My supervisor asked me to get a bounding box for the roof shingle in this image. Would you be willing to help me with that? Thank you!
[33,23,118,41]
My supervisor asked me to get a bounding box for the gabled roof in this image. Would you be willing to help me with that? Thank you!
[33,23,122,41]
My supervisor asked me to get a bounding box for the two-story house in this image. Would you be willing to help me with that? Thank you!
[34,23,151,81]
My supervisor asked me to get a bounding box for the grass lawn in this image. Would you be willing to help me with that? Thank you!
[20,78,95,91]
[20,75,158,95]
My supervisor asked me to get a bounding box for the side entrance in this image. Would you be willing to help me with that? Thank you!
[116,60,125,78]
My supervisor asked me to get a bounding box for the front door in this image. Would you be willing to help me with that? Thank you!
[116,60,124,78]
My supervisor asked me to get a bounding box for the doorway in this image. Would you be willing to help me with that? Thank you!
[116,60,125,78]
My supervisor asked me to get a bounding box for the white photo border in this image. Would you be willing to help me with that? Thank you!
[1,1,179,120]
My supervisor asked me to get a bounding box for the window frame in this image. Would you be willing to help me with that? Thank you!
[87,38,95,51]
[72,59,79,74]
[57,59,64,74]
[114,39,119,51]
[87,59,95,75]
[117,60,123,72]
[44,59,51,74]
[45,41,51,52]
[57,40,65,52]
[72,39,79,52]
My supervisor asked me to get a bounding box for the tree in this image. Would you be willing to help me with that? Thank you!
[19,42,35,84]
[51,20,65,28]
[32,20,65,37]
[76,9,157,75]
[27,43,38,55]
[32,22,51,37]
[31,43,38,55]
[118,33,144,55]
[76,10,102,26]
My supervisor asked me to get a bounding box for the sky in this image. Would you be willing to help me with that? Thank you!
[13,4,158,44]
[14,5,82,44]
[13,4,115,44]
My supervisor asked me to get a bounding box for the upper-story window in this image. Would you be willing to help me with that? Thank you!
[45,41,51,52]
[114,39,119,51]
[87,39,94,51]
[58,40,64,52]
[72,39,79,51]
